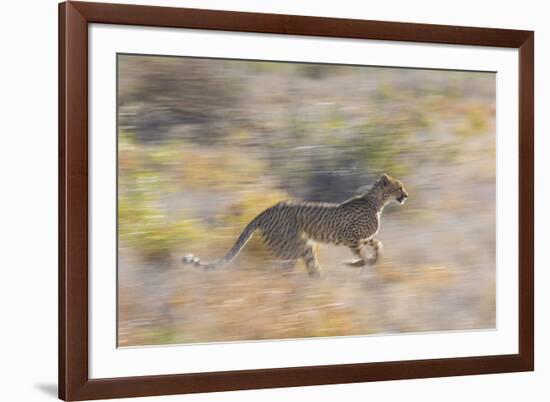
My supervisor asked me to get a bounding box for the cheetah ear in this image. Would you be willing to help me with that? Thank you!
[380,173,390,184]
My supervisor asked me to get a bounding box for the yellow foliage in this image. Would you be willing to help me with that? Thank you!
[455,103,491,137]
[176,146,265,191]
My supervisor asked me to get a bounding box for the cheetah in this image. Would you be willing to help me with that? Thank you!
[182,173,408,276]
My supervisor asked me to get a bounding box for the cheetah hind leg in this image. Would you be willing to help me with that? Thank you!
[302,245,323,277]
[277,259,298,272]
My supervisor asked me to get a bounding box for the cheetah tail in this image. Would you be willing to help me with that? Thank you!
[181,215,260,270]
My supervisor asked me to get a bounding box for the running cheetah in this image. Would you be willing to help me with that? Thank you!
[182,173,408,276]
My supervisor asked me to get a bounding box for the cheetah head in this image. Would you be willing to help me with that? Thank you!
[378,173,408,205]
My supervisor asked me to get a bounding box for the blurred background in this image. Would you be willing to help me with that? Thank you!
[117,54,496,347]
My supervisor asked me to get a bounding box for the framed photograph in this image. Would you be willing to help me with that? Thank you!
[59,1,534,400]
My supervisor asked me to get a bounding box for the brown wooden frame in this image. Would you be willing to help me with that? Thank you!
[59,1,534,400]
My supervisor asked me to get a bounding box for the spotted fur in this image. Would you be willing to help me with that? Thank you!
[182,173,408,276]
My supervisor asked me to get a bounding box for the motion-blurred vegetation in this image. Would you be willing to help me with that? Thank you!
[117,55,496,346]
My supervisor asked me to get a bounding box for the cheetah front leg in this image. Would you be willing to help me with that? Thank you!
[344,238,383,267]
